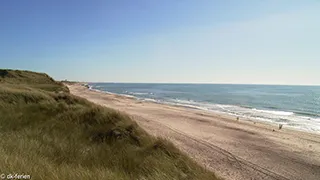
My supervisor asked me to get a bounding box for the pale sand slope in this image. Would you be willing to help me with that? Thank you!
[68,84,320,180]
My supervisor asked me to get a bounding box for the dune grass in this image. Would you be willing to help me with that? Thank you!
[0,69,218,180]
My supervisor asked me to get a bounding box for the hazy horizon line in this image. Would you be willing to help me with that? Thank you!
[67,80,320,87]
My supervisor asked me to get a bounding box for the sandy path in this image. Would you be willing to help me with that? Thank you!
[68,84,320,180]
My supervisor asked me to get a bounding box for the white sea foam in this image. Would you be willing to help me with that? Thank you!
[89,88,104,93]
[166,99,320,133]
[89,87,134,98]
[252,109,294,116]
[142,98,158,102]
[122,94,136,98]
[89,86,320,133]
[128,92,151,95]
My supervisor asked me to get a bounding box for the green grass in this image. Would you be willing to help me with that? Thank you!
[0,69,218,180]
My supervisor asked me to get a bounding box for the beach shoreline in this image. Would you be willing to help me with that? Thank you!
[68,83,320,180]
[87,83,320,133]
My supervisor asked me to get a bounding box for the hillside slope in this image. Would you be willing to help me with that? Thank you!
[0,69,218,180]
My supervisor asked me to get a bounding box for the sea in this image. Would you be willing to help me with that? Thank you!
[88,83,320,133]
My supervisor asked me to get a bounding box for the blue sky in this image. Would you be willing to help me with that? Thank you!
[1,0,319,85]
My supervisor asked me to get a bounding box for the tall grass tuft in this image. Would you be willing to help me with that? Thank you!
[0,69,218,180]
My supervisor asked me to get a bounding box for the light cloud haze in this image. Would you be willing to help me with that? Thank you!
[1,0,319,85]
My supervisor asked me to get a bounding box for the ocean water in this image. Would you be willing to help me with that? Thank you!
[89,83,320,133]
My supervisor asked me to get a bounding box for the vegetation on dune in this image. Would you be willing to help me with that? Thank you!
[0,69,218,180]
[0,69,68,93]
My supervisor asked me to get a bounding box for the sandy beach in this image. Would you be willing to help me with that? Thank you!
[68,84,320,180]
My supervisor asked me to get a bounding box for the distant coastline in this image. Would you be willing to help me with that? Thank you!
[87,82,320,133]
[80,81,320,87]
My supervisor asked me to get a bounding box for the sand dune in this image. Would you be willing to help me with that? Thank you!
[68,84,320,180]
